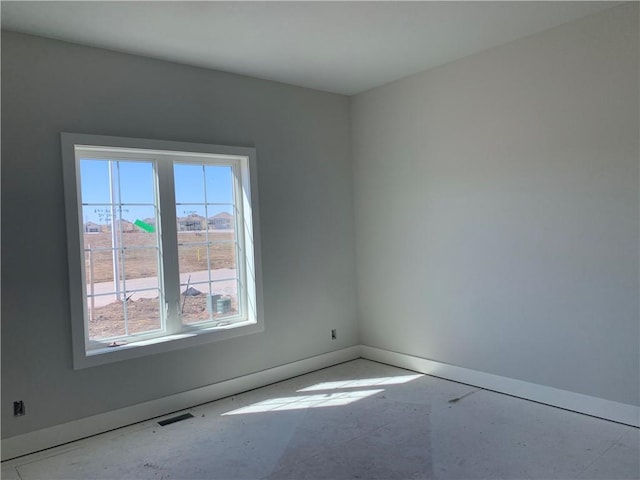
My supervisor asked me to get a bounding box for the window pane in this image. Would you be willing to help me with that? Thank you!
[85,246,126,342]
[122,206,158,247]
[204,165,234,204]
[175,160,239,327]
[178,245,210,282]
[118,161,155,204]
[122,248,158,281]
[181,282,239,325]
[208,242,236,270]
[118,248,161,333]
[125,292,163,336]
[87,296,126,341]
[207,207,235,233]
[85,247,117,286]
[174,163,204,204]
[215,292,239,320]
[177,238,238,326]
[82,204,113,239]
[86,252,162,341]
[80,157,164,344]
[180,286,211,324]
[82,206,110,249]
[211,280,239,321]
[176,209,206,232]
[86,293,162,341]
[178,240,208,274]
[80,159,110,205]
[177,241,236,280]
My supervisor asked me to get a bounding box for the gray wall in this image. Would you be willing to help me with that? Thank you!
[3,2,638,440]
[352,4,639,406]
[1,31,358,438]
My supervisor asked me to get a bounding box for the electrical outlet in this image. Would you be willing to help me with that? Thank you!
[13,400,25,417]
[331,329,337,340]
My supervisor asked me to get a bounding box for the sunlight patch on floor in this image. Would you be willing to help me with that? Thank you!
[222,389,384,415]
[298,374,423,392]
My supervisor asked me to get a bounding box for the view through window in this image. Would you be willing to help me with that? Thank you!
[62,134,261,367]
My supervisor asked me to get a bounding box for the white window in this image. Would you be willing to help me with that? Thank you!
[61,134,263,368]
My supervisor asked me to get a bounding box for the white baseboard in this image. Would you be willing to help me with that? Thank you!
[360,345,639,428]
[4,344,637,461]
[1,346,361,461]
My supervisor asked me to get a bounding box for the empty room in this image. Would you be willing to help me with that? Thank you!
[1,2,638,479]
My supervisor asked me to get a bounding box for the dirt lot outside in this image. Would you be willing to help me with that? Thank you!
[84,230,238,341]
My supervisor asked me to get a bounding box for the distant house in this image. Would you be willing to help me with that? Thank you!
[117,219,135,232]
[178,214,206,231]
[84,221,102,233]
[94,220,134,233]
[208,212,233,230]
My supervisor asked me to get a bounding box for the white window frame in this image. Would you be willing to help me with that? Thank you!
[61,133,264,369]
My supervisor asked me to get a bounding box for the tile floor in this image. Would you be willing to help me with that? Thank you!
[2,359,638,479]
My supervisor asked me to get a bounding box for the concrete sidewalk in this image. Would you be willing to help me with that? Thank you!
[87,269,237,307]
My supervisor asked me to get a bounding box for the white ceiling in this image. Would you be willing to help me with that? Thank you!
[1,1,620,95]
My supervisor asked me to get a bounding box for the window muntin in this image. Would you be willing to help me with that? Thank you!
[174,161,242,327]
[62,134,262,368]
[79,158,164,343]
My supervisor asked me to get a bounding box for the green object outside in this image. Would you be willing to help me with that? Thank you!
[134,219,155,233]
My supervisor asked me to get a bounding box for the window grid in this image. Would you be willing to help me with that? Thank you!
[62,133,262,368]
[174,163,241,325]
[80,158,164,342]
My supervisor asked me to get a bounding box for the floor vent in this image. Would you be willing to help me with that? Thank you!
[158,413,194,426]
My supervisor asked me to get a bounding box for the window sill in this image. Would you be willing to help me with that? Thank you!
[75,320,263,369]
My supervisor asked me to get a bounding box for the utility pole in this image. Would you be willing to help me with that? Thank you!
[109,160,122,301]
